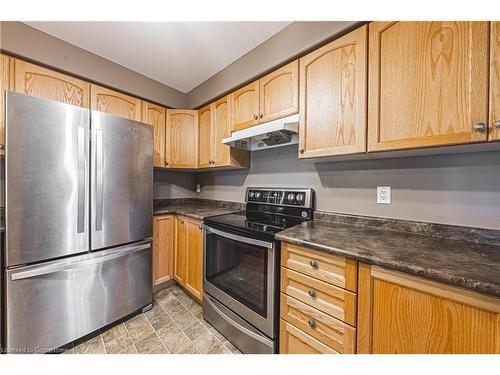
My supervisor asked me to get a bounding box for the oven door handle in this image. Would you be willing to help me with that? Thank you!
[205,225,273,249]
[204,295,274,348]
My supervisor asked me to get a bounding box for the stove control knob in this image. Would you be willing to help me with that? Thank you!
[296,193,304,202]
[255,192,261,199]
[287,193,295,201]
[249,191,255,198]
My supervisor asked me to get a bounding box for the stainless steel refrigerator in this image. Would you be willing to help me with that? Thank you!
[3,92,153,353]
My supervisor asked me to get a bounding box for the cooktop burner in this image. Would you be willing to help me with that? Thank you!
[204,188,314,240]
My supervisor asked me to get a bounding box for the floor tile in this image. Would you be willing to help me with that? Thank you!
[178,344,201,354]
[119,344,138,354]
[174,311,198,330]
[124,314,155,343]
[207,342,232,354]
[135,333,168,354]
[192,331,219,354]
[221,339,239,354]
[74,333,106,354]
[101,323,133,354]
[183,298,203,314]
[145,300,173,330]
[183,320,209,341]
[209,326,227,342]
[162,331,192,354]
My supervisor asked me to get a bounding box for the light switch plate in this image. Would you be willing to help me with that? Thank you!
[377,186,391,204]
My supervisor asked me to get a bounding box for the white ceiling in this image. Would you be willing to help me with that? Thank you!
[24,22,292,93]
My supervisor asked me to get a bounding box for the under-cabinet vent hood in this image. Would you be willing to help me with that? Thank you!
[223,114,299,151]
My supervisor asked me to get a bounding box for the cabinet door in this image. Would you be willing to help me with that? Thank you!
[357,264,500,354]
[185,219,203,302]
[490,22,500,141]
[174,216,187,285]
[153,215,175,287]
[279,319,338,354]
[198,104,213,168]
[299,26,367,158]
[166,109,199,168]
[259,60,299,123]
[90,84,142,121]
[213,96,231,166]
[368,21,489,151]
[12,59,89,107]
[0,54,11,153]
[143,102,166,168]
[230,80,259,131]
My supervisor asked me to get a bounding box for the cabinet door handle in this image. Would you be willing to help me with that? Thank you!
[165,161,169,166]
[299,148,305,154]
[309,260,318,269]
[199,225,203,230]
[253,114,258,120]
[308,319,317,328]
[495,120,500,129]
[473,122,487,133]
[308,289,317,298]
[258,113,263,118]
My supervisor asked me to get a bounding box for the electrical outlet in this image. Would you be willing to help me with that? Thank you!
[377,186,391,204]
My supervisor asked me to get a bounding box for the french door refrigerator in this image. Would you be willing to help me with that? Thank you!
[3,92,153,353]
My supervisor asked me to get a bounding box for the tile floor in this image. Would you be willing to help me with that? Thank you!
[63,284,240,354]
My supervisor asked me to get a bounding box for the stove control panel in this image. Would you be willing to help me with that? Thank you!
[246,188,313,209]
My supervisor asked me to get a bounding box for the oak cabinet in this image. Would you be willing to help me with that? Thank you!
[368,21,490,151]
[143,101,166,168]
[152,215,175,288]
[198,95,250,169]
[90,84,142,121]
[0,54,12,154]
[280,319,338,354]
[166,109,199,168]
[174,216,203,302]
[357,264,500,354]
[299,26,367,158]
[230,60,299,132]
[490,21,500,141]
[12,58,90,108]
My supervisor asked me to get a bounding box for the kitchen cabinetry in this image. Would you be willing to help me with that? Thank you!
[166,109,199,168]
[174,216,203,302]
[298,26,367,158]
[490,21,500,141]
[357,264,500,354]
[368,21,489,151]
[279,243,357,354]
[0,54,12,154]
[12,58,90,108]
[231,60,298,132]
[143,101,166,167]
[90,84,142,121]
[152,215,175,288]
[198,95,250,169]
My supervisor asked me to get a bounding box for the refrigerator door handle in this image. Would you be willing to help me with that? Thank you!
[77,126,86,233]
[10,241,151,281]
[95,128,103,231]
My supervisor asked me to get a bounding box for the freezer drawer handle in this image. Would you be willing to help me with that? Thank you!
[10,242,150,281]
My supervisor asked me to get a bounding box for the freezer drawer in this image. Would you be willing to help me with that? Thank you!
[5,241,152,353]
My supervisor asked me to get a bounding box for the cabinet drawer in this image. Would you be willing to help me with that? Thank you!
[279,319,338,354]
[281,243,357,292]
[280,294,356,354]
[281,267,357,326]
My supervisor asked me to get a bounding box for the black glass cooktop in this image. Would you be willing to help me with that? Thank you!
[204,211,307,240]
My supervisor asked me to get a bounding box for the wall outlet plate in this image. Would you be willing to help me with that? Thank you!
[377,186,391,204]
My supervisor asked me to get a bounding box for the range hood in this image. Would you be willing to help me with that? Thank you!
[223,114,299,151]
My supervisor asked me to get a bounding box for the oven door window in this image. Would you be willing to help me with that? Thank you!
[205,230,269,317]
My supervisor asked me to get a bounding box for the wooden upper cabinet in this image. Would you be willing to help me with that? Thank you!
[152,215,175,287]
[0,54,12,153]
[368,21,489,152]
[213,96,231,166]
[91,84,142,121]
[230,80,259,131]
[166,109,198,168]
[143,101,166,168]
[12,59,89,107]
[490,22,500,142]
[259,60,299,123]
[198,104,213,168]
[299,26,367,158]
[357,264,500,354]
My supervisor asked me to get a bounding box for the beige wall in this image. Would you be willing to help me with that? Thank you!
[196,146,500,230]
[186,21,360,108]
[154,170,196,200]
[0,21,188,108]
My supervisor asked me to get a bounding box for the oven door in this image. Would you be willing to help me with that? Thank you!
[203,225,275,338]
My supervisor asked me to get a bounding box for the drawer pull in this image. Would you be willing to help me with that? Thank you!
[308,319,317,329]
[308,289,317,298]
[309,260,318,269]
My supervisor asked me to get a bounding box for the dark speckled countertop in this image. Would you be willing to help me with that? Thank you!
[153,198,243,221]
[276,218,500,298]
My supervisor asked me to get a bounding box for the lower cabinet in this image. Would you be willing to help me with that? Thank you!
[357,263,500,354]
[174,216,204,302]
[280,320,338,354]
[152,215,175,288]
